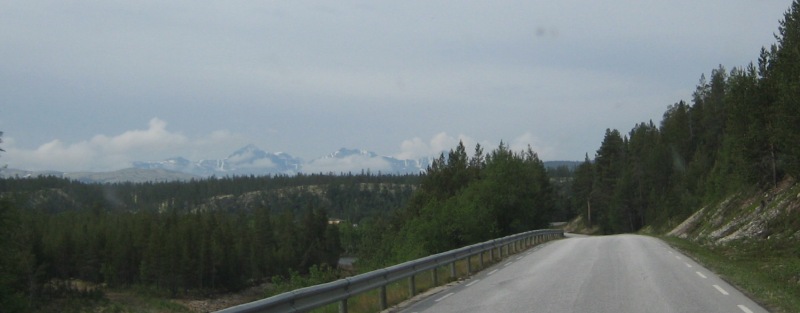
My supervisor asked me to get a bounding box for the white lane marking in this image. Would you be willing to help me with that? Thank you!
[713,285,730,295]
[516,256,523,260]
[684,262,693,268]
[696,272,707,279]
[738,305,754,313]
[668,250,674,254]
[466,279,480,287]
[675,255,682,260]
[487,269,499,276]
[504,262,513,267]
[435,292,455,302]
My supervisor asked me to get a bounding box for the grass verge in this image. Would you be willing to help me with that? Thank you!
[661,236,800,313]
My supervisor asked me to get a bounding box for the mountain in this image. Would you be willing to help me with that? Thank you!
[133,144,303,176]
[7,146,575,182]
[304,148,429,174]
[133,145,429,177]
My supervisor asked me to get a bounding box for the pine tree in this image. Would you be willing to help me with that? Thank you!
[592,129,626,233]
[773,0,800,177]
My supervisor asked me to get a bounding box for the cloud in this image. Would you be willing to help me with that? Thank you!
[396,132,481,160]
[90,118,188,155]
[395,131,558,161]
[303,154,392,174]
[3,118,248,172]
[227,151,277,170]
[510,132,556,160]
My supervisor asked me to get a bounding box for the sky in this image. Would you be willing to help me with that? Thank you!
[0,0,793,172]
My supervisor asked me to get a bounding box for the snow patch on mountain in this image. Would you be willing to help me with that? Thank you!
[133,145,428,176]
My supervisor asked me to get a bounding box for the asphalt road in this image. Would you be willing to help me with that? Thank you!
[400,234,768,313]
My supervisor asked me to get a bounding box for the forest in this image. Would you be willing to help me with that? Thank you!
[0,172,420,311]
[569,1,800,234]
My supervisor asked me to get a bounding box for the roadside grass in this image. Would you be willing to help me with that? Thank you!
[661,236,800,313]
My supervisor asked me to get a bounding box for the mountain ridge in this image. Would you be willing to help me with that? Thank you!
[2,145,579,183]
[133,145,429,177]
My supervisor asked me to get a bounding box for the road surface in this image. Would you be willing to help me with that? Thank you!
[400,234,768,313]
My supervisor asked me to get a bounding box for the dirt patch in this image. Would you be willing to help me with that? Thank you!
[563,215,599,235]
[174,285,267,313]
[667,207,705,238]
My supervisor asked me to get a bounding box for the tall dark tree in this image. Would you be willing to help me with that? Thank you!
[572,154,595,225]
[592,129,626,233]
[773,1,800,178]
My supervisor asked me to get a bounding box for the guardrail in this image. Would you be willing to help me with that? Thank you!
[216,228,564,313]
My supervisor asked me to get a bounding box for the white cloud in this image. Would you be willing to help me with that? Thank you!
[3,118,248,172]
[227,151,277,169]
[90,118,188,155]
[396,132,482,160]
[226,150,255,164]
[510,132,556,160]
[395,131,557,161]
[303,154,392,174]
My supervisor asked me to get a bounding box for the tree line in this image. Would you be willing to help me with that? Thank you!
[570,1,800,234]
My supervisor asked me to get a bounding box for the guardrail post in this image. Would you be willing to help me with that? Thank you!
[212,229,562,313]
[409,275,416,296]
[380,285,388,310]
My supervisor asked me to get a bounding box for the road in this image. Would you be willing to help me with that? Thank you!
[400,234,768,313]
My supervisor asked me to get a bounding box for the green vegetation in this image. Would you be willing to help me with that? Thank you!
[570,1,800,234]
[662,236,800,313]
[372,142,556,265]
[0,173,417,312]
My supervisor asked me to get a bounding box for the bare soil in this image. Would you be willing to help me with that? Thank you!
[174,284,268,313]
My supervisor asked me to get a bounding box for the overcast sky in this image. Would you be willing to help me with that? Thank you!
[0,1,793,172]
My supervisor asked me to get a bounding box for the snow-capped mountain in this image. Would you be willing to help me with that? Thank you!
[133,145,429,177]
[304,148,428,174]
[133,144,302,176]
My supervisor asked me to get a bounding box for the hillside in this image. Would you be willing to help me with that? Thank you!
[667,178,800,245]
[657,179,800,312]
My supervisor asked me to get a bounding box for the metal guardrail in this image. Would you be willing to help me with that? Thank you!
[216,228,564,313]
